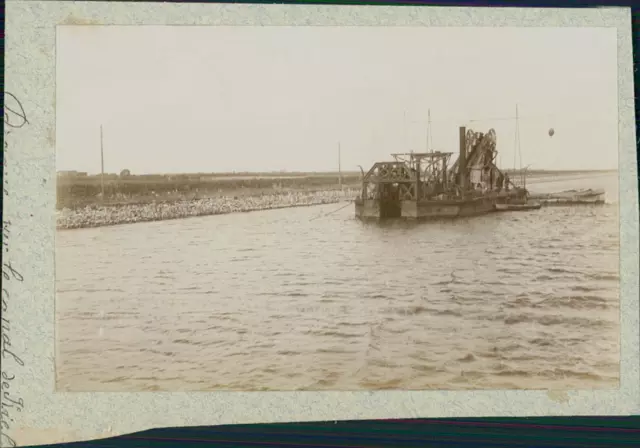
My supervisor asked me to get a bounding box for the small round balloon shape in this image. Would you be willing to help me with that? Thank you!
[548,128,555,137]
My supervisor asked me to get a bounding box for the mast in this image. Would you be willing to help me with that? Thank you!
[515,104,523,186]
[100,124,105,201]
[403,110,408,152]
[513,105,517,175]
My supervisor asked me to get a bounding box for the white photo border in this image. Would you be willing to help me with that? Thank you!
[2,2,637,447]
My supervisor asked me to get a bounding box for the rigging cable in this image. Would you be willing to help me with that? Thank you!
[309,201,353,221]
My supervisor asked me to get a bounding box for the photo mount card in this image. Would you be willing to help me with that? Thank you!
[2,1,639,447]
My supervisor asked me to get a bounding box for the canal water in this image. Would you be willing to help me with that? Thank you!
[56,173,619,391]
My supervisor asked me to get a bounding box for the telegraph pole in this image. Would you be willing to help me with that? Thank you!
[338,142,342,188]
[427,109,432,153]
[100,125,105,201]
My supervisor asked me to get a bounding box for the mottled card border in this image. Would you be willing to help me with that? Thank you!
[2,2,638,446]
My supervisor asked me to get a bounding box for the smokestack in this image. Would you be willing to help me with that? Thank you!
[459,126,467,193]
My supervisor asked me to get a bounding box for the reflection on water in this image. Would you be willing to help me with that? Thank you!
[56,173,619,391]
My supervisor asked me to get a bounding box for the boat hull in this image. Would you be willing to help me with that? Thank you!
[495,202,542,212]
[538,197,605,206]
[529,189,606,206]
[356,196,498,220]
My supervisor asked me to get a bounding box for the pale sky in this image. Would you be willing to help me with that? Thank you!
[56,26,618,174]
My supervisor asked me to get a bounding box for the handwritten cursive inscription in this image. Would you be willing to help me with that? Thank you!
[1,92,29,448]
[3,93,28,130]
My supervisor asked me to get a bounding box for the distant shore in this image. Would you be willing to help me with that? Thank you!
[57,188,359,230]
[56,169,615,230]
[56,169,615,209]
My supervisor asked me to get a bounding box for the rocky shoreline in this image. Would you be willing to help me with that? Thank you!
[57,189,359,230]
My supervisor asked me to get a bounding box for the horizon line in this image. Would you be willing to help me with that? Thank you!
[56,168,619,176]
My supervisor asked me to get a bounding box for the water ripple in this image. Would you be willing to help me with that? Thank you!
[55,174,620,391]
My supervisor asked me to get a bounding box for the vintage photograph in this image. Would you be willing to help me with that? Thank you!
[55,25,619,392]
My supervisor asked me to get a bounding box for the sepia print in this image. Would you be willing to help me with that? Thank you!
[55,25,620,392]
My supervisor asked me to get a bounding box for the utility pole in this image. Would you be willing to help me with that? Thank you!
[427,109,432,153]
[338,142,342,188]
[100,124,105,201]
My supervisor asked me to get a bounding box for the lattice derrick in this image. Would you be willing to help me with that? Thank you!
[364,162,416,184]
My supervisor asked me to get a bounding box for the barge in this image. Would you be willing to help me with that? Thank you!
[495,202,541,212]
[528,189,606,206]
[355,126,530,220]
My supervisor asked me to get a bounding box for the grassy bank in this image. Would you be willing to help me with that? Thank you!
[57,172,361,210]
